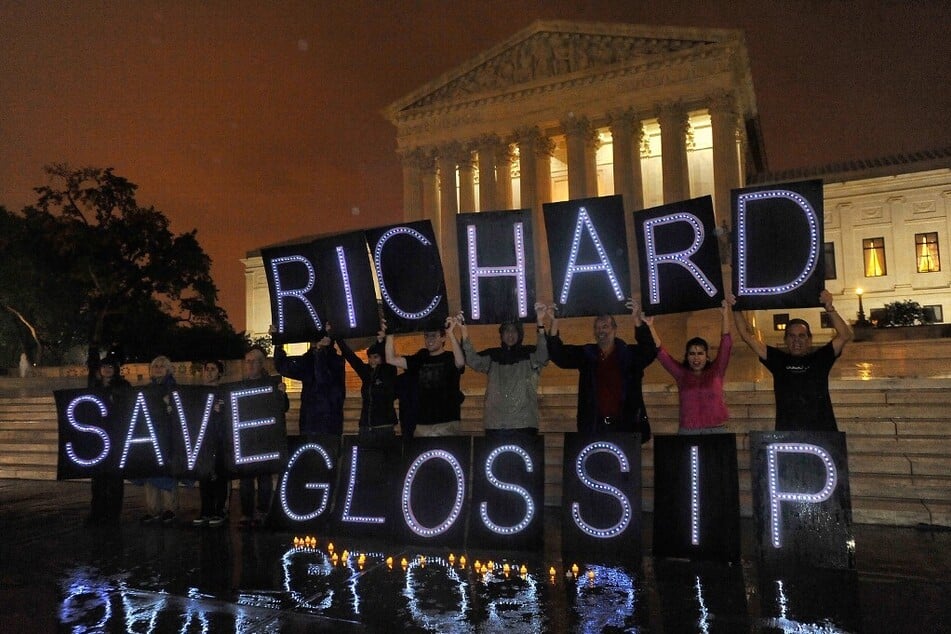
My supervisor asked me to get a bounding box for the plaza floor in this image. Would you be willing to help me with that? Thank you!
[1,479,949,633]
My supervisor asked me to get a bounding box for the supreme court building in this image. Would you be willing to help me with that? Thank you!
[243,21,949,345]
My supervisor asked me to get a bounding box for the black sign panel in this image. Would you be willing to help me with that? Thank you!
[396,436,471,548]
[261,242,325,344]
[364,221,448,334]
[750,431,854,569]
[635,196,724,316]
[469,435,545,551]
[331,433,403,538]
[561,433,642,561]
[273,434,340,530]
[544,196,630,318]
[651,434,741,562]
[456,209,536,325]
[222,379,289,478]
[56,388,126,480]
[732,180,825,311]
[311,231,381,339]
[166,386,223,479]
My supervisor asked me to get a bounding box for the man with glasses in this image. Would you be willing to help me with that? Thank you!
[734,289,853,431]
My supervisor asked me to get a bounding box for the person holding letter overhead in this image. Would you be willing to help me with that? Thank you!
[384,315,465,437]
[547,298,657,442]
[733,289,853,431]
[459,303,550,437]
[272,325,346,436]
[649,298,734,434]
[335,326,398,438]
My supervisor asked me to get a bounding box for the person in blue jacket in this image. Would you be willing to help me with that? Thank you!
[272,326,346,436]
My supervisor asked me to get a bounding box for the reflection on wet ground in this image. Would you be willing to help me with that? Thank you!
[2,481,950,632]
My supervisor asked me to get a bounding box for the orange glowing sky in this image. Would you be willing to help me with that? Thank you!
[2,1,948,330]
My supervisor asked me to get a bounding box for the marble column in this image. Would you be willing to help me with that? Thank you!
[420,149,439,228]
[656,102,691,204]
[496,142,514,210]
[457,145,476,213]
[515,126,556,301]
[563,115,597,199]
[609,109,646,296]
[709,91,742,230]
[437,145,461,309]
[399,147,424,221]
[477,134,500,211]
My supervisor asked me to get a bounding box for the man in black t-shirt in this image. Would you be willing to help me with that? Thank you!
[734,290,853,431]
[385,315,465,436]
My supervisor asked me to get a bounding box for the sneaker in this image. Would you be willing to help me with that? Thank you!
[191,516,210,528]
[160,511,176,526]
[140,514,157,525]
[207,516,225,528]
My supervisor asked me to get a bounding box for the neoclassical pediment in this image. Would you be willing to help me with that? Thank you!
[384,20,744,118]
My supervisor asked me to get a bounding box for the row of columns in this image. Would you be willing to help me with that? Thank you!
[399,94,743,308]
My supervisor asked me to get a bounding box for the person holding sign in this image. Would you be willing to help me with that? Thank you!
[650,298,734,434]
[459,303,550,437]
[335,327,398,437]
[272,326,345,436]
[192,360,228,529]
[733,289,853,432]
[547,299,657,442]
[384,316,465,437]
[85,347,130,526]
[140,355,179,526]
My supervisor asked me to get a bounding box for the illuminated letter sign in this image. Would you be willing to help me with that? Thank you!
[366,221,449,333]
[55,389,118,479]
[397,437,471,547]
[634,196,724,315]
[470,435,545,550]
[275,434,339,528]
[456,210,535,324]
[166,388,217,478]
[262,244,324,342]
[732,180,824,310]
[651,434,741,562]
[332,435,402,538]
[119,389,167,473]
[750,431,853,569]
[561,433,642,560]
[312,232,381,339]
[226,379,288,476]
[544,195,630,318]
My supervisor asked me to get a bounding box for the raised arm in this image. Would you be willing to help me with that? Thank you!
[446,313,466,369]
[732,305,767,360]
[821,289,854,356]
[383,319,408,370]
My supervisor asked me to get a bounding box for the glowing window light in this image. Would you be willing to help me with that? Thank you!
[735,190,819,296]
[690,445,701,546]
[478,444,536,535]
[334,246,358,328]
[341,445,386,524]
[278,443,334,522]
[169,391,213,471]
[230,386,281,465]
[642,213,717,305]
[401,449,466,537]
[766,442,838,548]
[559,207,625,305]
[270,255,323,334]
[119,391,164,469]
[466,223,529,320]
[64,395,110,467]
[374,226,442,320]
[570,441,633,538]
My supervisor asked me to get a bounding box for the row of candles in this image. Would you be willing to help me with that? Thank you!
[290,535,595,580]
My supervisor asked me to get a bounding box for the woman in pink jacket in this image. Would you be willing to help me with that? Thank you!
[650,298,734,434]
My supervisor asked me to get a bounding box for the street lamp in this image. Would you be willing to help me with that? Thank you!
[855,287,870,327]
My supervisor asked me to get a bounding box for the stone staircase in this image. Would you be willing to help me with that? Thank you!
[1,372,948,527]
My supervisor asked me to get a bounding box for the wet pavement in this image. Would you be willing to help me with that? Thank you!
[1,479,950,632]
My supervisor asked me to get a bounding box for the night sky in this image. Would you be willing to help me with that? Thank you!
[2,1,948,329]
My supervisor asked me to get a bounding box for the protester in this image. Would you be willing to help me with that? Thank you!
[273,326,345,436]
[140,355,179,525]
[650,298,734,434]
[192,360,228,528]
[384,315,465,437]
[460,303,550,437]
[85,347,129,525]
[733,289,853,432]
[335,326,398,437]
[237,346,289,528]
[547,298,657,442]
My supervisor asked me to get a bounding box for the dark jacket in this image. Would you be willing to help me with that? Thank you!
[337,338,397,429]
[547,323,657,441]
[274,344,345,435]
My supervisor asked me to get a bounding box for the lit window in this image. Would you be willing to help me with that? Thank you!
[863,237,886,277]
[915,232,940,273]
[823,242,837,280]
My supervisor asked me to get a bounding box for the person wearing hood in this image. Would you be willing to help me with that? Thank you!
[273,326,346,436]
[460,303,550,437]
